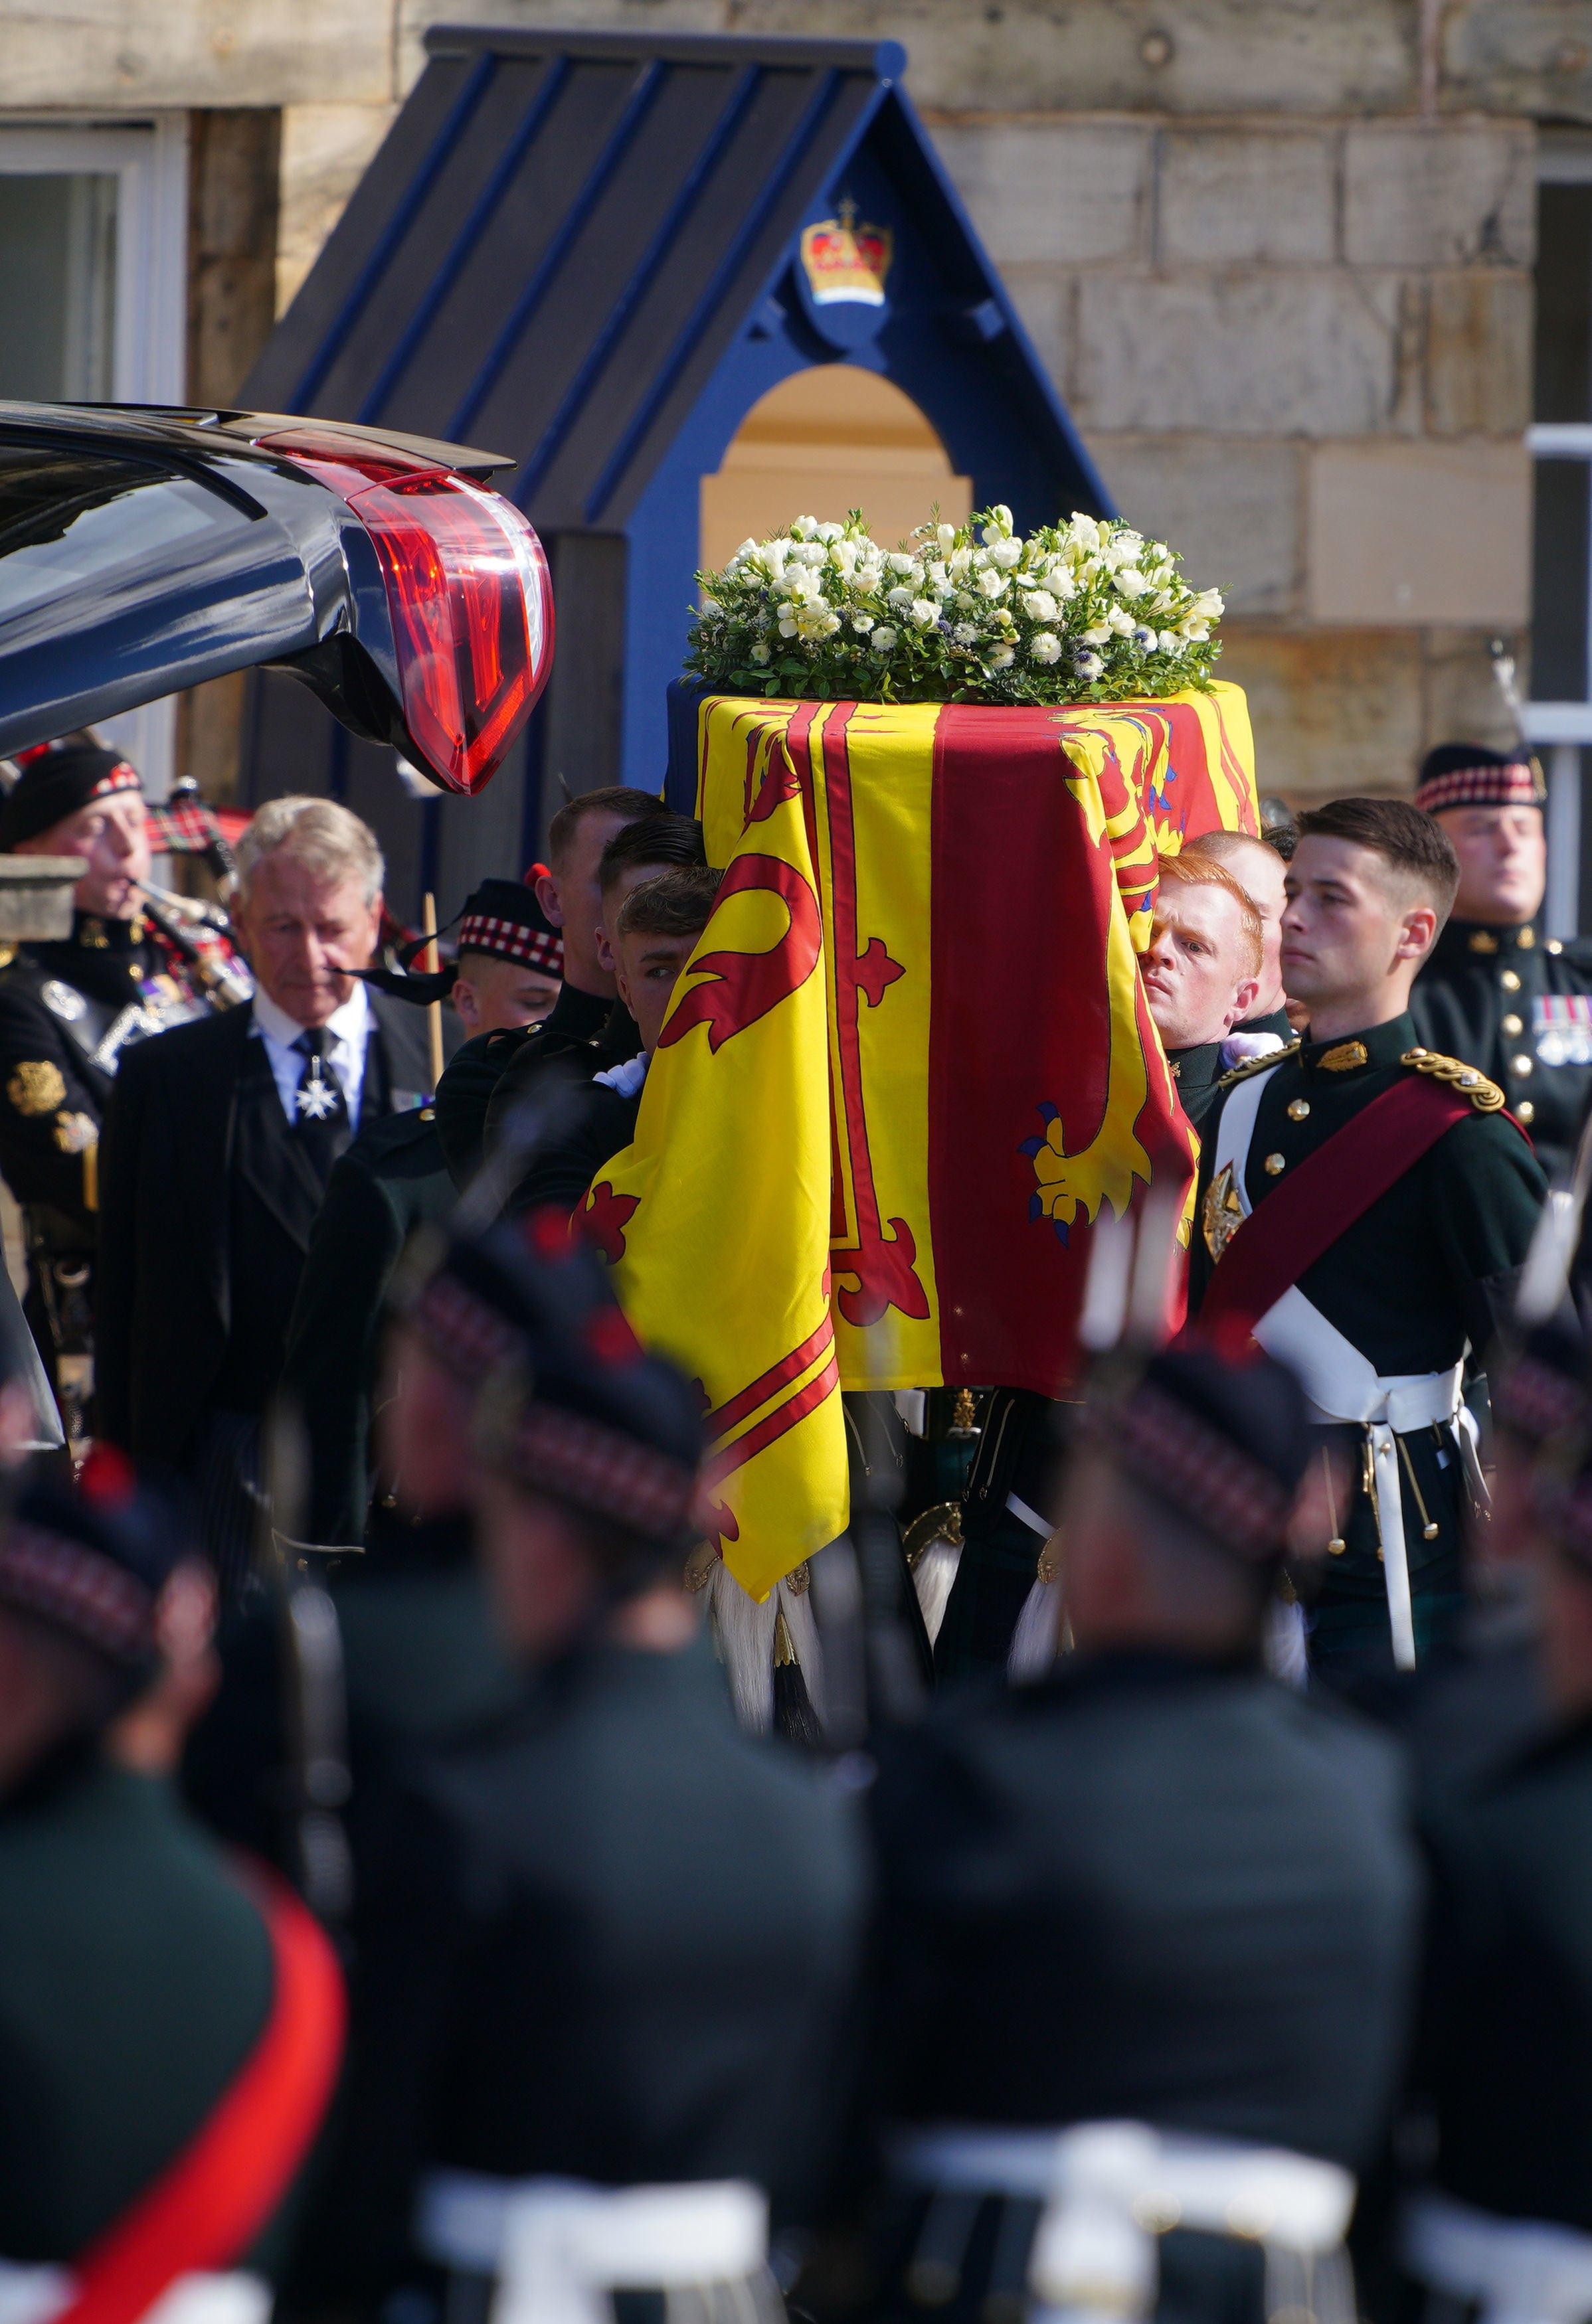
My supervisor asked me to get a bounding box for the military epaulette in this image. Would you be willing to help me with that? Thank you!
[1400,1047,1505,1112]
[1215,1038,1300,1090]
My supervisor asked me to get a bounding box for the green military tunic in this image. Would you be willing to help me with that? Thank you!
[1412,918,1592,1181]
[0,1749,288,2265]
[1189,1012,1546,1670]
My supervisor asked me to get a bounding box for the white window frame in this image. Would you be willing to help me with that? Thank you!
[0,114,188,792]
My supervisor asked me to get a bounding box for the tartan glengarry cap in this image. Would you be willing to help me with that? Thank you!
[0,1444,197,1670]
[1086,1341,1314,1562]
[1415,742,1546,816]
[456,877,563,977]
[0,738,142,851]
[399,1213,706,1550]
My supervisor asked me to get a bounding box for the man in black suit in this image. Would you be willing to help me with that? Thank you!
[96,795,436,1586]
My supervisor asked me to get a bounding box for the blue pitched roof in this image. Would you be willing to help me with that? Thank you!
[243,23,1106,536]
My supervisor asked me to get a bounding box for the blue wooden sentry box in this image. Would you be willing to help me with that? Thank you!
[240,23,1110,915]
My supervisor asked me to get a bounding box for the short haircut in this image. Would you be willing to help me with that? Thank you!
[616,865,723,944]
[234,795,384,908]
[1154,849,1263,979]
[1262,824,1297,862]
[1294,796,1460,920]
[598,814,707,898]
[546,786,664,870]
[1183,827,1286,890]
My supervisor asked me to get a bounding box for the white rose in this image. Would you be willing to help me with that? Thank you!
[792,515,818,540]
[909,597,939,628]
[948,546,972,576]
[887,552,917,575]
[872,625,899,651]
[750,641,771,664]
[778,618,798,638]
[987,644,1015,668]
[976,568,1009,600]
[1113,568,1147,597]
[925,560,948,588]
[886,584,915,610]
[987,538,1024,570]
[1075,649,1103,679]
[816,521,843,542]
[1192,588,1224,619]
[1022,590,1059,622]
[1107,605,1136,635]
[733,538,758,562]
[1083,623,1112,645]
[1029,631,1063,664]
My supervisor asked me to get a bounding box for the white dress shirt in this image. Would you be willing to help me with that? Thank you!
[250,981,373,1129]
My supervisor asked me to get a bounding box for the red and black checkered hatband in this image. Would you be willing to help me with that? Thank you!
[456,911,563,977]
[0,1521,153,1663]
[1087,1379,1291,1561]
[1415,761,1545,815]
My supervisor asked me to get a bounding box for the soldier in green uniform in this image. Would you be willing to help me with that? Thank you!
[1410,742,1592,1179]
[1190,797,1547,1678]
[0,737,247,1429]
[283,877,563,1552]
[868,1341,1423,2324]
[432,787,681,1190]
[287,1214,867,2317]
[0,1444,341,2282]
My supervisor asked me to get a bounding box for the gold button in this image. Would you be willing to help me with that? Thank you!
[1327,1538,1346,1555]
[1512,1054,1533,1076]
[1549,939,1564,955]
[1502,1013,1523,1036]
[1264,1151,1286,1175]
[1286,1098,1310,1121]
[1502,969,1522,991]
[1519,926,1536,948]
[1518,1100,1536,1123]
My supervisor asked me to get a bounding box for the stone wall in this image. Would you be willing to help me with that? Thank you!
[21,0,1592,798]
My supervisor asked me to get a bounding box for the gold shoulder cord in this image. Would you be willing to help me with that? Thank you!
[1400,1048,1506,1113]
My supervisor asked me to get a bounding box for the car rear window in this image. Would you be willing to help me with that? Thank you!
[0,447,246,619]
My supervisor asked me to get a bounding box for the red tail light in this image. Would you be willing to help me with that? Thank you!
[261,431,553,797]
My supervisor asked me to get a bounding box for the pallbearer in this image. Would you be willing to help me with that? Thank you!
[1190,799,1546,1677]
[1411,741,1592,1180]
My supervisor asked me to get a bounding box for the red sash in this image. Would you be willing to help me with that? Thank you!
[1199,1074,1475,1336]
[54,1868,346,2324]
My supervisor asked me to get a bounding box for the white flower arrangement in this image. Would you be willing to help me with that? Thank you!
[685,507,1223,705]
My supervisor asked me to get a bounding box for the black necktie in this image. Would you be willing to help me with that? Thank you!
[291,1027,351,1179]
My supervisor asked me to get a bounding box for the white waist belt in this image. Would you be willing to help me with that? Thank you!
[0,2267,268,2324]
[416,2169,768,2324]
[1403,2191,1592,2324]
[893,2120,1356,2324]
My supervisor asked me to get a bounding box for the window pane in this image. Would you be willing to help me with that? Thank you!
[1536,183,1592,424]
[0,175,117,403]
[1532,458,1589,699]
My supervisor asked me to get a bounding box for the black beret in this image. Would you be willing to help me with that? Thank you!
[357,877,563,1007]
[0,740,141,851]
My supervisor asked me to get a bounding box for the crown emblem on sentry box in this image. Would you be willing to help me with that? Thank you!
[800,199,893,307]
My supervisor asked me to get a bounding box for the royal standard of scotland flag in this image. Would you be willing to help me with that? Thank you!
[584,683,1259,1599]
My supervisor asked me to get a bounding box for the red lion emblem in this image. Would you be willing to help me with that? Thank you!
[658,854,822,1056]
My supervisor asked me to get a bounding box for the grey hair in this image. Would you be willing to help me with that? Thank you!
[232,795,385,910]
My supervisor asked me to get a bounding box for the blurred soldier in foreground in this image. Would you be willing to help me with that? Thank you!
[0,1446,343,2287]
[865,1343,1421,2324]
[286,1215,867,2319]
[0,738,247,1430]
[96,798,434,1586]
[434,788,682,1188]
[1398,1349,1592,2319]
[1411,744,1592,1179]
[1191,799,1546,1677]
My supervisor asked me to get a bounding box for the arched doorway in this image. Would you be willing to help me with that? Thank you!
[700,365,972,573]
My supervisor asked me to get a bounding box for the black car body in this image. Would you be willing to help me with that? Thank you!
[0,404,553,797]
